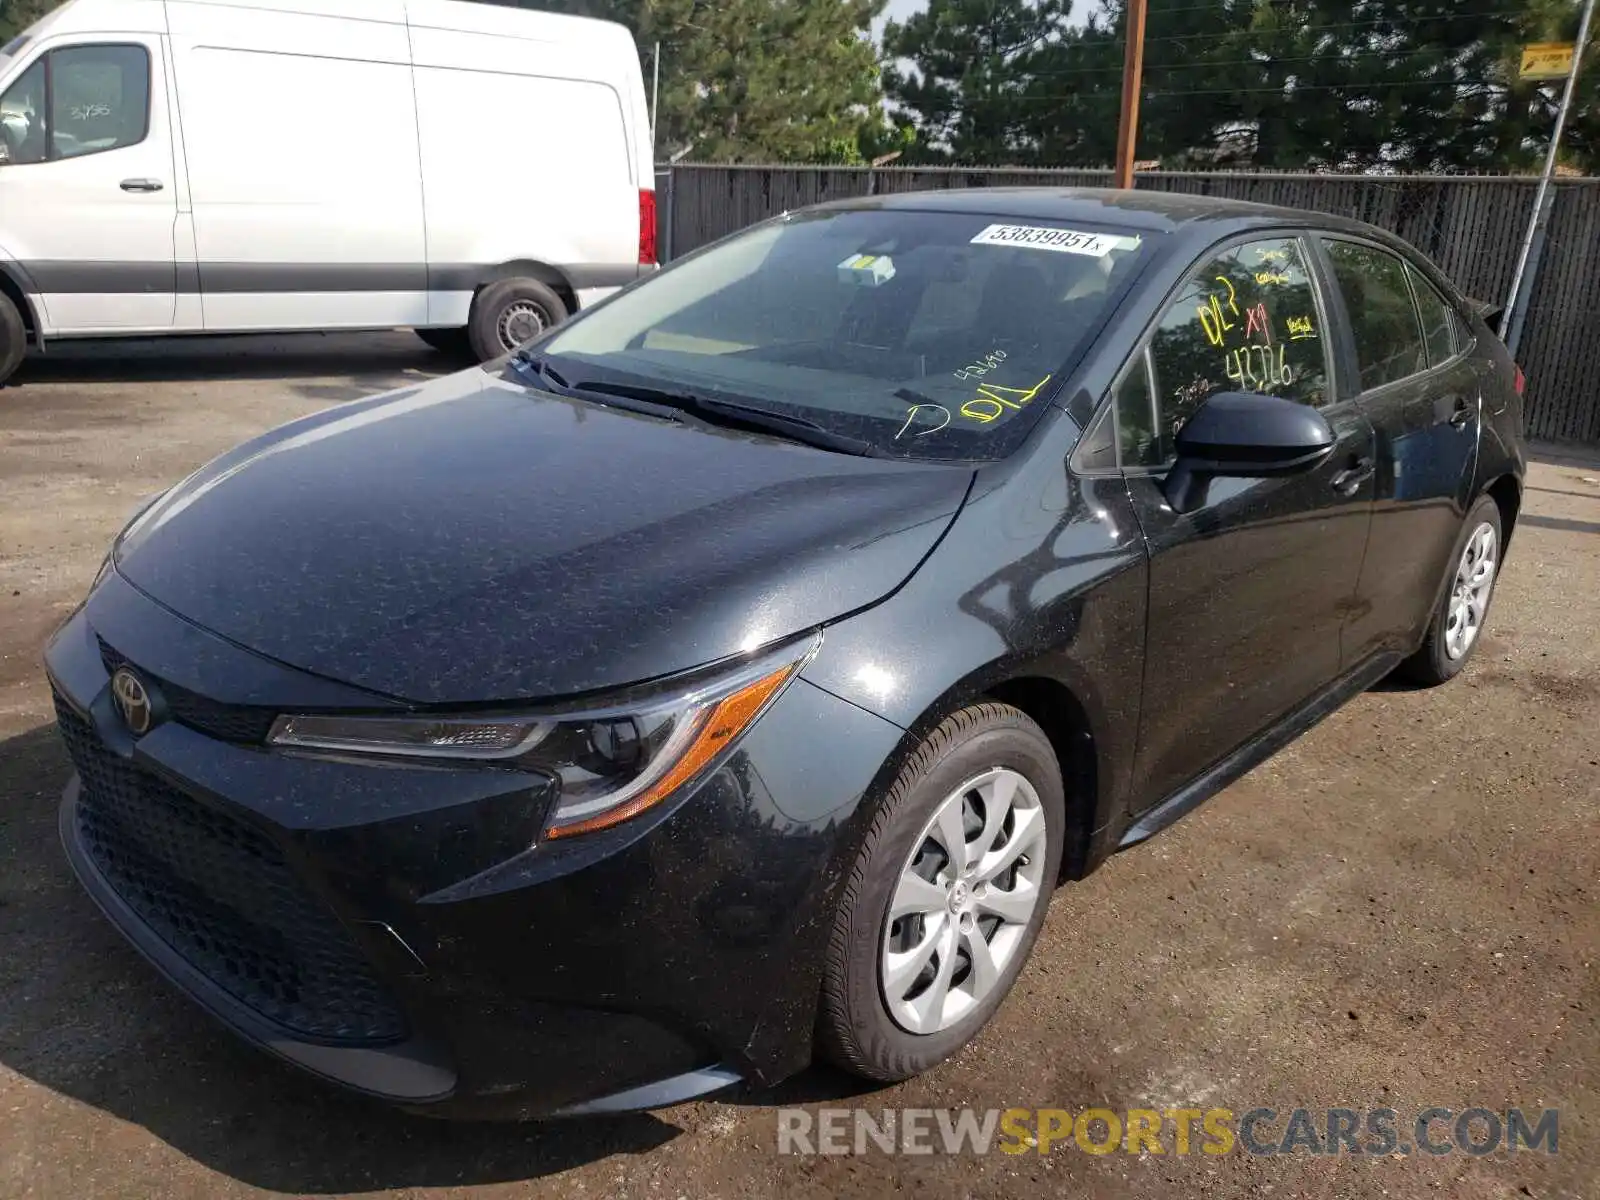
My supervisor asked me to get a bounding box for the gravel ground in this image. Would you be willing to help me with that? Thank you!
[0,334,1595,1200]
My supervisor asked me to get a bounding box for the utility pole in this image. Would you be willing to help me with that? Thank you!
[650,41,661,160]
[1502,0,1596,356]
[1114,0,1150,189]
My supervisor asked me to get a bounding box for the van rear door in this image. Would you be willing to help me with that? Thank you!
[0,33,178,333]
[164,1,427,332]
[405,2,644,325]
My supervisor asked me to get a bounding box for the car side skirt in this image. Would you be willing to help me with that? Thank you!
[1117,649,1405,850]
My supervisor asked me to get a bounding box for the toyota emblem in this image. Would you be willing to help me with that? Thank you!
[110,668,154,735]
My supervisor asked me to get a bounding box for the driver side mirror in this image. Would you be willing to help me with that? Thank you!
[1164,391,1336,514]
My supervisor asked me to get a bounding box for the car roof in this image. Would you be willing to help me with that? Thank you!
[816,186,1383,242]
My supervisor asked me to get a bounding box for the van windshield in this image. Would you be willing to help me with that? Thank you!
[537,208,1154,461]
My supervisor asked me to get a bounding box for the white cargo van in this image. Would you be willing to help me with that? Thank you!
[0,0,656,383]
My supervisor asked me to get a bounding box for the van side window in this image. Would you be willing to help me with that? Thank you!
[50,45,150,159]
[0,44,149,166]
[0,57,45,164]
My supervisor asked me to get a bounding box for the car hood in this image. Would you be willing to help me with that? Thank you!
[114,368,972,704]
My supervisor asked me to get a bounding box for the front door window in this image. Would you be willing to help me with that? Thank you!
[0,43,149,166]
[1118,237,1331,467]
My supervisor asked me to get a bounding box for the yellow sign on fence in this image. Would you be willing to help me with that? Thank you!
[1520,42,1575,80]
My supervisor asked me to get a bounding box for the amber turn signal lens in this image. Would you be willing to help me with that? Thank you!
[544,661,795,839]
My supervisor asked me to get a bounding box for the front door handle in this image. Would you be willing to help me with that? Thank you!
[1448,397,1474,429]
[119,178,164,192]
[1331,456,1374,496]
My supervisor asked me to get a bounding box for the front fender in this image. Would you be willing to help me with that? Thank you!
[801,462,1150,857]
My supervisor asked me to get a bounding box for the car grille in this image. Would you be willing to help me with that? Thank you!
[55,694,408,1045]
[98,638,279,744]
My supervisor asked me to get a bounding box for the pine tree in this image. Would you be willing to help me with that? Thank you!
[881,0,1077,162]
[1076,0,1593,173]
[1,0,57,42]
[524,0,887,162]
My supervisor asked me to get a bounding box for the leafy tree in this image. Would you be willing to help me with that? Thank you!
[881,0,1078,162]
[1072,0,1598,173]
[1,0,56,42]
[883,0,1598,173]
[511,0,887,162]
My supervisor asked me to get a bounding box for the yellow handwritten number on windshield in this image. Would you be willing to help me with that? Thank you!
[960,375,1053,424]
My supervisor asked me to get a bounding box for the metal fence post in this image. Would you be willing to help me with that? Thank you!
[1502,197,1550,359]
[654,167,675,263]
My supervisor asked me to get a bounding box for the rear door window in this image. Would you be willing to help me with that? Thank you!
[1324,241,1427,390]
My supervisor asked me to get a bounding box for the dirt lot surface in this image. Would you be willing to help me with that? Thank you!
[0,335,1595,1200]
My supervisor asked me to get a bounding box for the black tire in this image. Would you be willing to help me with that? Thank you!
[466,278,568,362]
[414,327,472,357]
[818,702,1065,1082]
[0,291,25,387]
[1396,493,1504,686]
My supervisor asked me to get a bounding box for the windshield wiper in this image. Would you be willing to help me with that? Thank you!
[509,350,688,424]
[509,351,881,456]
[563,377,882,458]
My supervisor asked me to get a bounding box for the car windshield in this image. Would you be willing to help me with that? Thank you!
[537,207,1154,461]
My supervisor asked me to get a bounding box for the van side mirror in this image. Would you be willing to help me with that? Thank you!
[1164,391,1336,514]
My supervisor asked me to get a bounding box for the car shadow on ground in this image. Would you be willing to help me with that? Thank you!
[0,723,680,1191]
[8,331,459,387]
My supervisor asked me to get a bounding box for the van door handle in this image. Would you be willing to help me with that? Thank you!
[1448,397,1473,429]
[120,178,164,192]
[1331,457,1374,495]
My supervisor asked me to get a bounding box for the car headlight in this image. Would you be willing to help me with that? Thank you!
[267,633,820,838]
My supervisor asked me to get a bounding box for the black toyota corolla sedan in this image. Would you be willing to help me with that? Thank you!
[45,190,1525,1118]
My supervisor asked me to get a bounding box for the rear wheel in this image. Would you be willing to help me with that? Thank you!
[818,703,1064,1082]
[467,278,568,362]
[0,292,25,386]
[1397,493,1503,685]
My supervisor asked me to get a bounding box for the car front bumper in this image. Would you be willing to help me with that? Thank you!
[45,571,904,1118]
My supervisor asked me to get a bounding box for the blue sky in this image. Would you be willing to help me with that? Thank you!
[878,0,924,31]
[874,0,1093,39]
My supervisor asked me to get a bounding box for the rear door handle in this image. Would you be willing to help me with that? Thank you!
[1331,457,1374,495]
[1448,397,1474,429]
[119,178,164,192]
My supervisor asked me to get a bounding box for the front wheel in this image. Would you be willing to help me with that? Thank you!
[0,291,25,386]
[818,702,1065,1082]
[1397,493,1504,685]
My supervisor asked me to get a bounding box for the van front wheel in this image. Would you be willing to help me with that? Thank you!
[0,292,25,386]
[468,279,569,361]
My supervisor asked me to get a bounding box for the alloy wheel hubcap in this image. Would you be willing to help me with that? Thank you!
[497,300,546,351]
[880,767,1049,1036]
[1445,522,1497,661]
